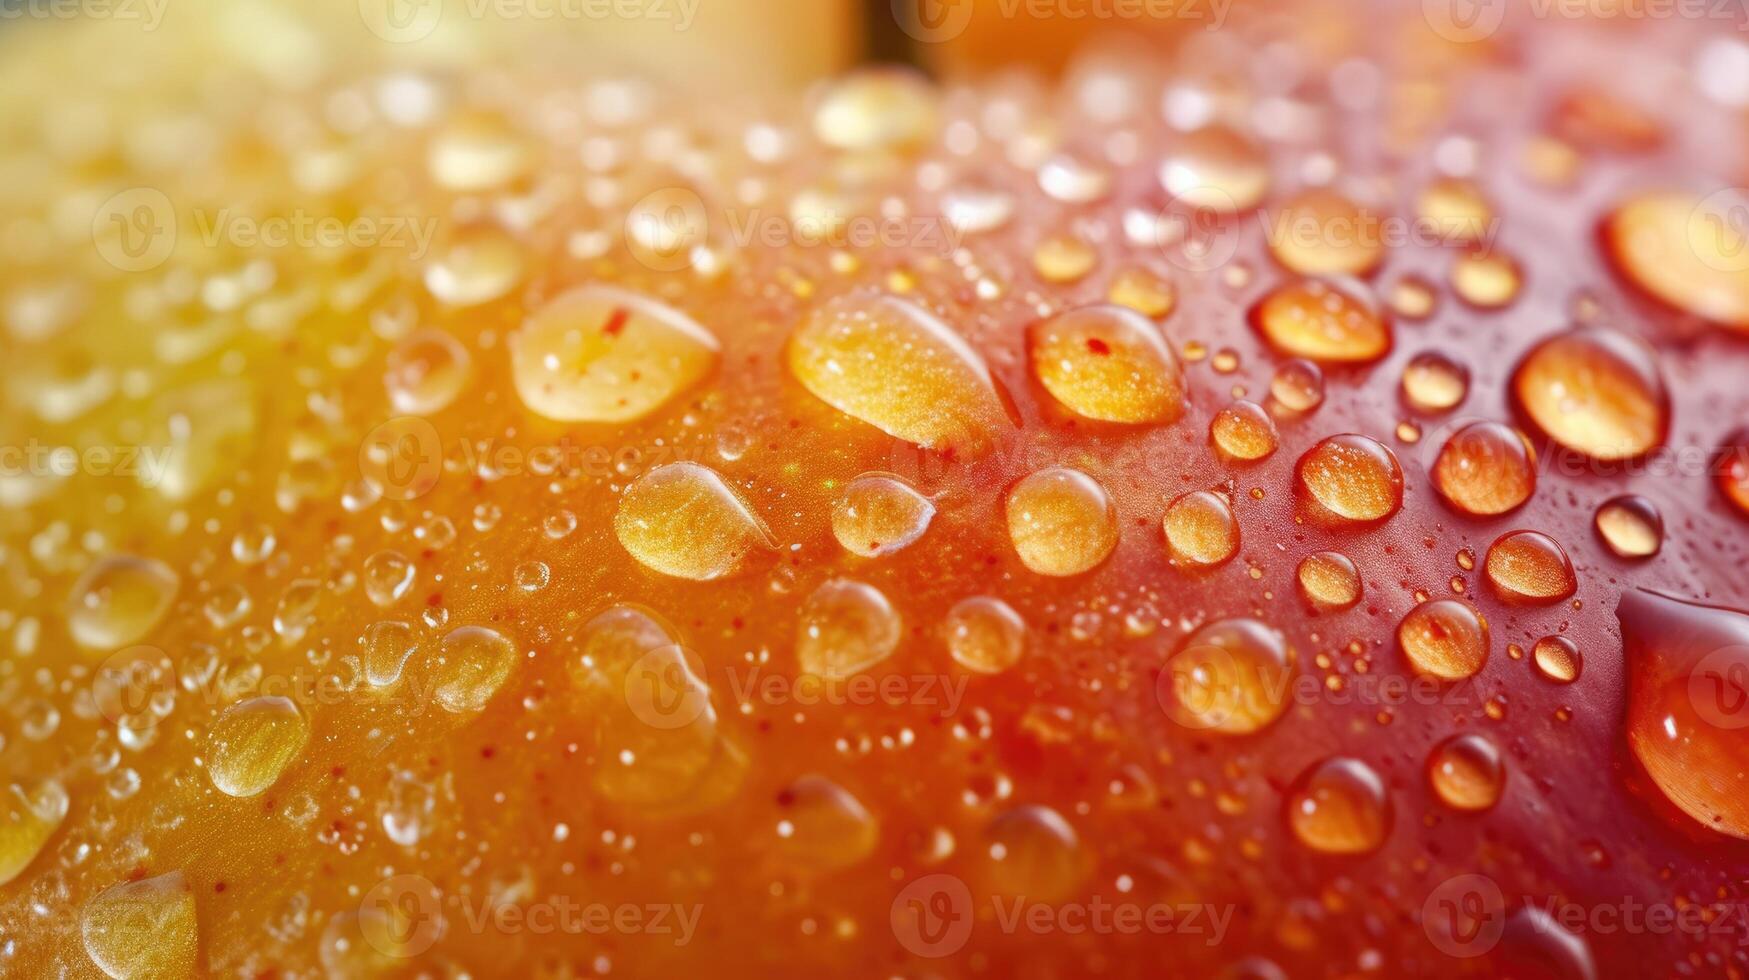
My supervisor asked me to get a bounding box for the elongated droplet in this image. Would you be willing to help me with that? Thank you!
[1005,468,1119,576]
[797,579,901,680]
[82,871,199,980]
[513,284,720,423]
[831,473,934,558]
[1296,434,1404,523]
[207,696,309,798]
[616,462,772,580]
[1511,327,1668,462]
[68,555,179,652]
[1252,279,1391,364]
[1604,191,1749,331]
[1027,305,1183,424]
[1399,599,1489,680]
[788,292,1009,452]
[0,780,68,886]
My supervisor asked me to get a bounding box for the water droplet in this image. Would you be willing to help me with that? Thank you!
[1252,279,1391,364]
[362,620,417,689]
[1620,589,1749,837]
[385,329,471,415]
[1159,125,1269,212]
[812,69,938,152]
[82,871,199,980]
[788,292,1009,452]
[1595,494,1663,559]
[1511,327,1668,461]
[772,775,879,871]
[0,780,68,886]
[1428,733,1505,811]
[1296,552,1362,611]
[1717,429,1749,517]
[1604,191,1749,330]
[797,579,901,679]
[1401,351,1469,413]
[1418,178,1493,245]
[1106,267,1176,318]
[68,555,179,651]
[432,626,518,714]
[1163,490,1239,567]
[429,111,529,191]
[230,524,277,565]
[616,462,772,580]
[945,596,1026,675]
[831,473,934,558]
[362,550,416,607]
[1027,305,1183,424]
[1032,234,1097,283]
[1267,189,1385,277]
[424,228,523,307]
[982,805,1087,903]
[1037,153,1111,203]
[1533,635,1582,684]
[1389,275,1437,321]
[1160,618,1294,734]
[1431,421,1537,516]
[1285,757,1391,855]
[1269,358,1325,414]
[513,560,550,592]
[1210,399,1278,461]
[1295,434,1404,523]
[942,183,1015,235]
[513,284,720,423]
[1399,599,1489,680]
[1005,468,1119,576]
[1451,250,1522,308]
[1485,530,1576,604]
[206,696,309,798]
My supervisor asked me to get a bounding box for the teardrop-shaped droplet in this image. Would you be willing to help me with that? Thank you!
[1295,434,1404,523]
[513,284,720,423]
[82,871,199,980]
[0,780,69,886]
[788,292,1009,452]
[615,462,773,580]
[831,473,934,558]
[206,696,309,798]
[1005,468,1119,576]
[1399,599,1489,680]
[68,555,179,652]
[797,578,901,680]
[1027,305,1183,424]
[362,620,418,689]
[1511,327,1668,461]
[1251,279,1391,364]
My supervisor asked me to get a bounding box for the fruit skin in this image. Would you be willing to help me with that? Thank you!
[8,3,1749,978]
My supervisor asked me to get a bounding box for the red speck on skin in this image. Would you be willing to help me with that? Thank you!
[602,307,631,336]
[1086,337,1111,356]
[215,882,227,893]
[481,746,496,759]
[427,592,443,607]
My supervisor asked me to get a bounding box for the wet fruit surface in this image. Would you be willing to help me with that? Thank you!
[7,4,1749,978]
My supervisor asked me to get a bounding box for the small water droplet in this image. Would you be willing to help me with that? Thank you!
[1595,494,1663,559]
[432,625,518,714]
[1296,552,1362,611]
[68,555,179,651]
[831,473,934,558]
[1532,635,1582,684]
[1162,490,1239,567]
[797,579,901,679]
[1432,421,1536,516]
[385,329,471,415]
[945,596,1026,675]
[1285,757,1391,855]
[1428,733,1505,811]
[1401,351,1469,413]
[1210,399,1278,461]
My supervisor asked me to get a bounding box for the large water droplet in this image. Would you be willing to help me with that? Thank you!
[1532,635,1582,684]
[385,329,471,415]
[82,871,199,980]
[1159,125,1269,212]
[797,578,901,679]
[1399,599,1489,680]
[206,696,309,798]
[1005,468,1119,576]
[1604,190,1749,331]
[1432,421,1537,516]
[1027,305,1183,424]
[68,556,179,651]
[1511,327,1668,461]
[1285,757,1391,855]
[1295,434,1404,523]
[1252,279,1391,363]
[512,284,720,423]
[831,473,934,558]
[788,292,1009,452]
[616,462,772,580]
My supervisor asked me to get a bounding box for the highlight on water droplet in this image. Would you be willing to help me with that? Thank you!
[1511,327,1668,462]
[1296,552,1362,611]
[1427,733,1505,812]
[1431,421,1537,516]
[1210,399,1279,461]
[68,555,179,652]
[1484,530,1577,604]
[431,625,518,714]
[1162,489,1239,567]
[831,473,933,558]
[1594,494,1663,559]
[945,596,1026,675]
[1159,125,1269,213]
[1251,278,1392,364]
[1399,599,1489,680]
[1005,467,1119,576]
[616,462,773,580]
[797,578,901,680]
[1717,429,1749,518]
[1532,635,1582,684]
[206,696,309,798]
[81,871,199,980]
[1027,305,1184,424]
[1284,757,1392,855]
[788,292,1009,452]
[1158,617,1295,734]
[1401,351,1469,413]
[512,284,720,423]
[1295,434,1404,524]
